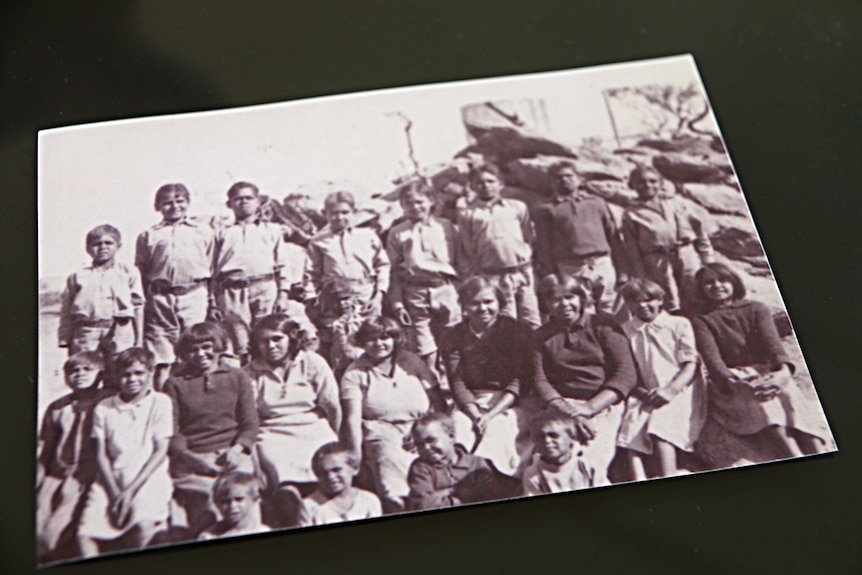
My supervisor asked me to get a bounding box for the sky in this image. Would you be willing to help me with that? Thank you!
[38,54,706,280]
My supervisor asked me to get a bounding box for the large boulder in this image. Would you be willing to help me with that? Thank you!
[680,183,749,216]
[652,151,733,184]
[455,126,577,167]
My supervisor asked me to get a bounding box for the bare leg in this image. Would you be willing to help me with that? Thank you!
[127,520,161,550]
[764,425,804,458]
[792,431,827,455]
[653,438,679,478]
[627,450,648,481]
[77,535,100,558]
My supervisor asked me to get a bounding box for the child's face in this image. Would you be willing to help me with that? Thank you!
[216,484,258,526]
[628,297,662,323]
[325,202,354,232]
[315,453,356,497]
[229,187,260,220]
[158,192,189,222]
[465,287,500,329]
[413,421,457,465]
[552,166,580,196]
[401,191,433,222]
[65,362,101,391]
[536,421,575,463]
[257,328,290,365]
[473,171,503,201]
[363,333,395,362]
[186,340,218,371]
[86,234,120,265]
[633,172,663,200]
[702,274,735,303]
[548,291,583,326]
[118,360,152,400]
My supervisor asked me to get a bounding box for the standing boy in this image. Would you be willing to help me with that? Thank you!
[457,164,540,327]
[135,183,215,387]
[387,181,462,369]
[59,224,143,357]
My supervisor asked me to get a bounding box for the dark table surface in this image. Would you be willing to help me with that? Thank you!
[2,2,860,573]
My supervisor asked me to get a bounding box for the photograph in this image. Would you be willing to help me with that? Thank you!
[36,54,835,566]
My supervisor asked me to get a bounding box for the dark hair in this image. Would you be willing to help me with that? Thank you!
[620,278,666,303]
[153,183,190,211]
[457,276,506,309]
[353,316,403,350]
[63,351,105,375]
[311,442,360,476]
[226,181,260,202]
[411,412,456,439]
[530,409,576,440]
[175,322,229,359]
[548,160,578,179]
[470,163,503,183]
[85,224,121,246]
[627,165,663,190]
[398,180,435,203]
[249,314,314,361]
[114,347,155,372]
[695,262,746,304]
[537,273,591,315]
[212,471,262,503]
[323,191,356,212]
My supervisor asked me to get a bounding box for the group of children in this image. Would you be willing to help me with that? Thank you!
[39,161,827,563]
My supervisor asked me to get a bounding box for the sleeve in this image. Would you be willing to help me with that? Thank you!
[57,273,78,347]
[271,225,286,276]
[91,402,107,440]
[339,365,364,404]
[532,331,565,406]
[134,231,150,281]
[296,499,319,527]
[129,266,145,308]
[163,380,189,454]
[152,394,174,441]
[532,205,555,279]
[312,356,342,433]
[304,239,323,296]
[412,355,440,391]
[520,463,544,497]
[385,228,405,306]
[406,460,451,510]
[602,201,629,279]
[457,211,479,277]
[752,302,794,372]
[674,317,698,365]
[233,370,260,452]
[597,325,638,398]
[508,323,539,399]
[518,201,534,247]
[211,227,225,279]
[205,226,216,277]
[372,233,391,295]
[621,211,646,278]
[37,404,60,471]
[692,315,735,385]
[681,201,715,262]
[441,329,477,409]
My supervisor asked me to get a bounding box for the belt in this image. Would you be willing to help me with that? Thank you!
[76,317,133,328]
[481,262,531,275]
[149,279,208,296]
[219,273,275,289]
[404,276,452,288]
[647,240,692,254]
[560,251,609,262]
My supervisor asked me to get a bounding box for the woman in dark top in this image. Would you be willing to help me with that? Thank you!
[533,273,637,486]
[692,263,827,457]
[440,276,538,476]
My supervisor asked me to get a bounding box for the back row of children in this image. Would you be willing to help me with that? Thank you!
[43,162,828,562]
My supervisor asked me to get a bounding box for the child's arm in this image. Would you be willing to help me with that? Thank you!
[414,358,447,413]
[111,437,169,529]
[313,359,342,433]
[129,266,145,346]
[164,381,220,476]
[691,316,737,389]
[385,231,409,325]
[456,211,479,277]
[646,319,699,406]
[407,462,457,510]
[224,370,259,470]
[602,201,629,284]
[339,369,363,458]
[621,212,647,279]
[371,233,390,297]
[474,391,516,434]
[57,274,78,348]
[532,206,555,278]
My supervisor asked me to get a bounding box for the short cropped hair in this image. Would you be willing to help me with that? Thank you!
[353,316,404,349]
[153,183,190,211]
[620,278,667,303]
[175,322,229,359]
[530,409,577,440]
[548,160,578,179]
[695,262,747,303]
[470,162,503,183]
[212,471,262,503]
[226,181,260,202]
[311,442,360,476]
[63,351,105,375]
[85,224,121,246]
[249,314,314,360]
[323,191,357,212]
[398,180,435,203]
[411,412,456,439]
[457,276,506,309]
[627,165,663,190]
[537,273,591,315]
[114,347,155,372]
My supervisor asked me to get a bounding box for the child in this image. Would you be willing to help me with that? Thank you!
[315,278,367,378]
[163,322,259,538]
[616,279,706,479]
[406,413,519,511]
[37,352,111,563]
[692,263,827,459]
[621,166,714,314]
[297,442,382,526]
[135,183,215,388]
[76,348,173,558]
[213,181,292,358]
[199,471,270,540]
[59,224,143,357]
[457,164,540,327]
[521,410,595,495]
[305,191,390,323]
[386,181,462,370]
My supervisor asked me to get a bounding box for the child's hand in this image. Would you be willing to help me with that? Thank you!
[474,413,494,435]
[206,302,224,323]
[218,444,246,471]
[392,304,412,326]
[465,403,483,423]
[646,386,680,408]
[573,416,596,444]
[110,489,135,529]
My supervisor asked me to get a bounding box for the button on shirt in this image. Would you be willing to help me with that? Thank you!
[386,216,460,303]
[306,226,390,293]
[214,220,286,278]
[622,312,698,390]
[135,218,214,285]
[458,198,533,274]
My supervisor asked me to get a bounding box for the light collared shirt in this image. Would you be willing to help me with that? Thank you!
[386,216,460,303]
[305,226,390,294]
[622,311,698,390]
[457,197,533,274]
[135,218,214,285]
[214,219,286,279]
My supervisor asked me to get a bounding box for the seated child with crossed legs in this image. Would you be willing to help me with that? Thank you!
[298,442,382,526]
[199,471,270,540]
[521,410,595,496]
